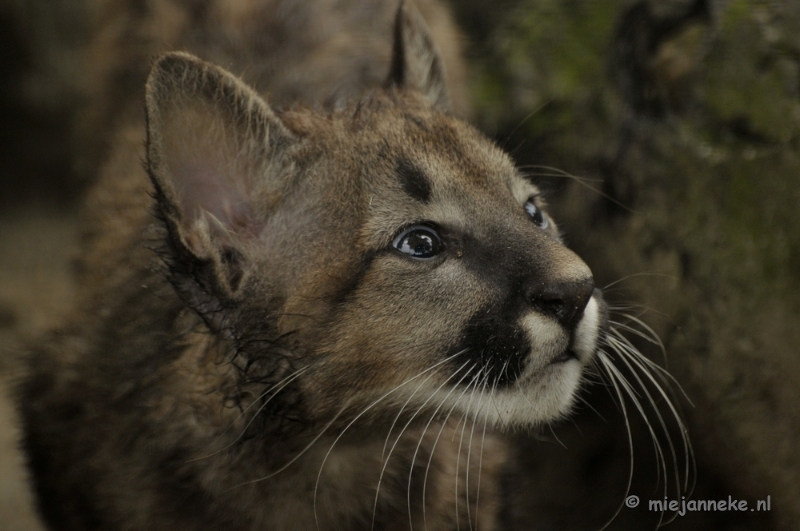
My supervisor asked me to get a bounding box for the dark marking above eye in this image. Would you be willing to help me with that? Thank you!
[396,158,431,203]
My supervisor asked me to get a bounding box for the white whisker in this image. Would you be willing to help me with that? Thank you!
[369,351,472,531]
[465,368,494,531]
[421,370,482,531]
[605,333,693,492]
[454,368,484,531]
[187,363,314,464]
[227,398,349,491]
[371,371,443,531]
[601,272,678,291]
[595,353,635,531]
[595,305,696,528]
[407,361,472,531]
[607,322,693,406]
[474,386,491,531]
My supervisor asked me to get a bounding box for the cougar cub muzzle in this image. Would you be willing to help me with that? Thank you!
[445,223,599,390]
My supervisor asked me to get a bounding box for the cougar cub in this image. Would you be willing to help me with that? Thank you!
[21,1,605,529]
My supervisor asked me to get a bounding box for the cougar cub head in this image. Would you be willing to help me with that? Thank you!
[144,3,604,430]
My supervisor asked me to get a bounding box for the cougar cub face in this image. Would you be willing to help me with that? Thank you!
[145,6,603,434]
[281,103,603,428]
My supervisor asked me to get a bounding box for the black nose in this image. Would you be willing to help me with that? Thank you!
[527,277,594,329]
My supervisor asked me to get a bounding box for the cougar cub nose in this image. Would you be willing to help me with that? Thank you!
[527,277,595,328]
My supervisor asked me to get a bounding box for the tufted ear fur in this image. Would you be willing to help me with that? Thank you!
[386,0,452,112]
[145,52,295,328]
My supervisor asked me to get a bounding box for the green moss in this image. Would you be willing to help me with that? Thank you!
[533,2,620,88]
[663,127,800,297]
[721,0,753,27]
[704,59,798,142]
[470,0,625,134]
[702,2,800,142]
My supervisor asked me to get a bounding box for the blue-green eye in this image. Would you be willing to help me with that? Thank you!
[393,226,443,259]
[524,198,548,228]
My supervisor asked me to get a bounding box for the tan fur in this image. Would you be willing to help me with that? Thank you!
[21,2,605,530]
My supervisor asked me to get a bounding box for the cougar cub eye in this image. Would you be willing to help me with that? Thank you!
[524,198,549,229]
[393,226,443,259]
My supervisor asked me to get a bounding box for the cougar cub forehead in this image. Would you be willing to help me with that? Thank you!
[282,96,532,248]
[359,103,528,242]
[267,99,517,295]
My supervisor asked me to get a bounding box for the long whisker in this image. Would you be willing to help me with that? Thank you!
[187,363,314,463]
[607,316,692,403]
[317,355,467,529]
[380,367,440,463]
[605,331,693,492]
[370,373,442,530]
[605,338,671,494]
[609,319,667,360]
[515,164,602,183]
[474,380,491,531]
[454,367,484,531]
[601,272,678,291]
[406,362,472,531]
[518,164,634,213]
[499,101,550,150]
[421,370,481,531]
[371,383,433,530]
[595,353,636,531]
[600,333,694,528]
[370,351,471,531]
[227,398,350,491]
[606,324,693,436]
[465,366,495,531]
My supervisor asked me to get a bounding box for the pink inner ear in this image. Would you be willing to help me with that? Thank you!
[152,83,287,247]
[170,156,257,238]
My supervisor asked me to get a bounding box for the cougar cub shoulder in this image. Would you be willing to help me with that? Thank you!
[21,1,605,530]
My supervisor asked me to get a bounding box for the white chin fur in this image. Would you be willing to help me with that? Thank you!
[435,360,584,429]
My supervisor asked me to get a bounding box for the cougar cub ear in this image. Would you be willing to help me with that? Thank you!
[386,0,452,112]
[145,52,295,325]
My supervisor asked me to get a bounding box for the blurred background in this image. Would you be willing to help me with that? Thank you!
[1,0,798,529]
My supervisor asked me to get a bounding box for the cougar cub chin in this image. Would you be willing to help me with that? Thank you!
[21,1,605,530]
